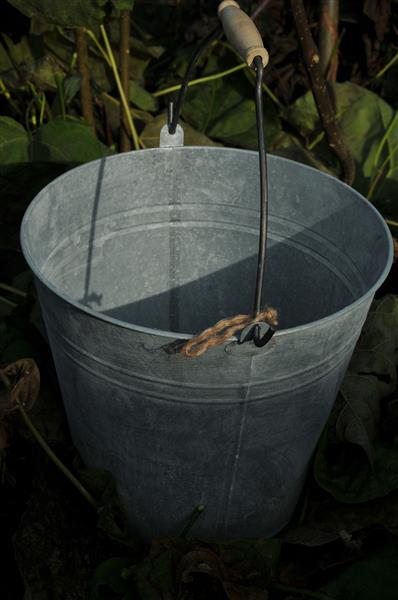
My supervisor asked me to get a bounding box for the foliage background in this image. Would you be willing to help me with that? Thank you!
[1,0,398,598]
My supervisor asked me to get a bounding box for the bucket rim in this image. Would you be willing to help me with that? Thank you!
[20,147,394,341]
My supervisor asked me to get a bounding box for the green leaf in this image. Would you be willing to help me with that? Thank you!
[321,542,398,600]
[140,114,221,148]
[219,539,281,582]
[90,557,134,599]
[63,74,82,105]
[284,82,398,200]
[7,0,108,28]
[129,81,158,112]
[282,488,398,547]
[337,376,382,466]
[183,79,244,133]
[0,33,36,82]
[30,117,109,163]
[111,0,134,10]
[0,117,29,166]
[272,131,336,175]
[182,76,281,149]
[315,295,398,503]
[131,538,184,599]
[209,99,258,148]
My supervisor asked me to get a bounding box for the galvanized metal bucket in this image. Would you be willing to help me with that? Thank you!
[20,146,393,540]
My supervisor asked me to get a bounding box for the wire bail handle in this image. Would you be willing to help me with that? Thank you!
[167,2,275,351]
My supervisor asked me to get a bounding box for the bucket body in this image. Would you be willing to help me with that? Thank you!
[21,148,392,540]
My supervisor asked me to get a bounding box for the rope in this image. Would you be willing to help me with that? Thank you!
[180,307,278,358]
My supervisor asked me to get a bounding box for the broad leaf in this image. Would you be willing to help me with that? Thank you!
[183,79,244,134]
[282,488,398,546]
[273,130,336,175]
[321,542,398,600]
[284,82,398,201]
[90,557,134,599]
[0,117,29,166]
[0,33,37,85]
[129,81,158,112]
[31,117,109,163]
[315,295,398,502]
[182,78,280,150]
[111,0,134,10]
[7,0,108,28]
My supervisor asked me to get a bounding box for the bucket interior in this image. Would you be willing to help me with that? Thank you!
[22,148,392,334]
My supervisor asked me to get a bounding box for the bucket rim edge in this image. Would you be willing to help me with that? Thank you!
[20,147,394,341]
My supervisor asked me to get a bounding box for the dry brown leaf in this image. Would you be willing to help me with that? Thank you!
[0,359,40,448]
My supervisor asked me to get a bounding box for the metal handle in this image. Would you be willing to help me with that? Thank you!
[218,0,269,67]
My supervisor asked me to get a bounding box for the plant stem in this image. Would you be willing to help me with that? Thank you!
[272,583,334,600]
[0,369,97,509]
[0,282,27,298]
[55,73,66,120]
[251,0,272,20]
[100,24,140,151]
[75,27,96,128]
[216,40,282,106]
[86,29,111,67]
[319,0,339,81]
[119,9,132,152]
[376,50,398,79]
[368,143,398,200]
[386,219,398,228]
[290,0,355,185]
[154,63,247,97]
[373,111,398,173]
[0,369,97,510]
[17,400,98,509]
[0,296,16,308]
[180,504,205,539]
[39,93,46,125]
[0,77,22,116]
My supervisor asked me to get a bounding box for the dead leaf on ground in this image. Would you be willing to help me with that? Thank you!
[176,546,269,599]
[0,358,40,448]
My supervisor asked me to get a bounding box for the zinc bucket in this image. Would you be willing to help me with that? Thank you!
[20,146,393,540]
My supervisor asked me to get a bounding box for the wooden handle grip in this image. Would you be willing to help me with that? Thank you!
[218,0,269,67]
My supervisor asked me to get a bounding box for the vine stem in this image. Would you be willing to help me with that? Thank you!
[375,49,398,80]
[100,24,140,151]
[119,9,132,152]
[0,77,22,116]
[0,369,97,511]
[0,282,27,298]
[368,143,398,200]
[319,0,339,81]
[290,0,355,185]
[55,73,66,120]
[0,296,16,308]
[75,27,95,128]
[86,29,111,67]
[154,63,247,97]
[216,40,282,106]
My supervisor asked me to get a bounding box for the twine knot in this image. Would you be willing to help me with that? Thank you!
[180,307,278,358]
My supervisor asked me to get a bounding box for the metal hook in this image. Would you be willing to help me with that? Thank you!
[253,324,275,347]
[168,101,174,131]
[238,322,275,347]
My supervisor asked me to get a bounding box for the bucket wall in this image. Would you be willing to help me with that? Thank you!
[21,149,393,539]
